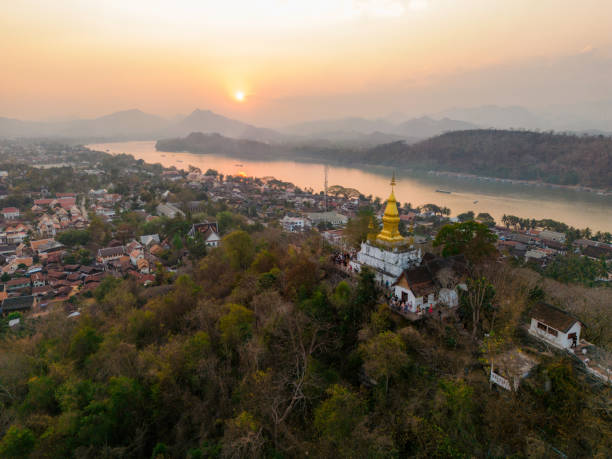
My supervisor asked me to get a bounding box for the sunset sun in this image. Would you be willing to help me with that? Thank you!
[235,91,245,102]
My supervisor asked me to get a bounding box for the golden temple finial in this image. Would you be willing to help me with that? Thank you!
[408,223,414,247]
[375,172,406,247]
[367,216,377,242]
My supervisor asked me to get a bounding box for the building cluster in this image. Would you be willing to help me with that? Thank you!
[0,238,106,314]
[32,194,88,236]
[495,225,612,279]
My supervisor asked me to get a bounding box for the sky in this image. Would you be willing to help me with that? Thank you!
[1,0,612,126]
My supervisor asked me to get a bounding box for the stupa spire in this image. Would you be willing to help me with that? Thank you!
[376,172,406,246]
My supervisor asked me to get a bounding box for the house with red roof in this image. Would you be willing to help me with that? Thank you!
[2,207,20,220]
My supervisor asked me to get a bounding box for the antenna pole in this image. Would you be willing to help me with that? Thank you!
[324,164,329,212]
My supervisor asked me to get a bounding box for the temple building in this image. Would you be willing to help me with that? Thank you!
[350,174,421,286]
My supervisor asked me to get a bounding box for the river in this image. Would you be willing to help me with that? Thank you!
[87,141,612,232]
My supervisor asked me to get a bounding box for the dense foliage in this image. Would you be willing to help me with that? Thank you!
[1,229,611,458]
[433,221,498,263]
[536,254,609,287]
[366,130,612,188]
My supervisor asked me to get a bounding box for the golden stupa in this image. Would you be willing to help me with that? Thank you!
[367,216,377,243]
[376,172,408,247]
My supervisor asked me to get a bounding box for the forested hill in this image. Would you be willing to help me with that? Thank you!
[363,130,612,189]
[156,132,282,158]
[157,129,612,189]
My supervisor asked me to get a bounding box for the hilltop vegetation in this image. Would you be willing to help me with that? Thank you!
[156,132,284,159]
[1,226,611,458]
[365,130,612,188]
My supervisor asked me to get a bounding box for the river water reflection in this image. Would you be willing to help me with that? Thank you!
[87,141,612,232]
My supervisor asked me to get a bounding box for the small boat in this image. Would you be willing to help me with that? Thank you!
[177,159,183,162]
[235,163,244,167]
[473,200,479,204]
[436,189,451,194]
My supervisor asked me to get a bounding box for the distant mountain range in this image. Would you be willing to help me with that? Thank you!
[0,109,282,142]
[433,103,612,133]
[433,105,540,129]
[3,103,611,144]
[0,109,482,145]
[284,116,479,140]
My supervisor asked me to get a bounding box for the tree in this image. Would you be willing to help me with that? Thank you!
[337,268,379,344]
[344,209,376,247]
[57,229,90,246]
[459,277,496,338]
[433,379,476,449]
[250,249,277,274]
[476,212,495,227]
[218,304,254,348]
[217,211,243,235]
[223,231,255,270]
[422,203,443,216]
[222,411,265,458]
[186,232,207,260]
[359,331,409,394]
[457,211,475,222]
[172,233,183,251]
[0,425,36,458]
[433,221,497,264]
[314,385,365,449]
[87,215,110,245]
[70,325,103,368]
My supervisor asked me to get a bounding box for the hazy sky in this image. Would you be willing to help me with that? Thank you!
[2,0,611,125]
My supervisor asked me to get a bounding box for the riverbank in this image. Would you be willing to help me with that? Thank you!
[85,141,612,232]
[425,170,612,196]
[154,141,612,196]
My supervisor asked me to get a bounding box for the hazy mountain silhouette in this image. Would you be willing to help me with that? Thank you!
[174,109,285,141]
[60,109,169,138]
[0,109,167,139]
[0,117,48,137]
[0,108,478,144]
[393,116,478,138]
[435,105,540,129]
[284,115,478,140]
[0,108,286,142]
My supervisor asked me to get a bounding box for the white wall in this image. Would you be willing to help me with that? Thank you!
[529,318,581,349]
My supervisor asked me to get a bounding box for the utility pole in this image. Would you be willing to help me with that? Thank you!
[324,164,329,212]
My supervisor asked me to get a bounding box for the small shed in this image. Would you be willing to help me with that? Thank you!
[528,303,583,350]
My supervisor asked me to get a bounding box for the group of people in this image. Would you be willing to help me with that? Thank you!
[387,294,435,316]
[332,251,354,269]
[388,295,411,313]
